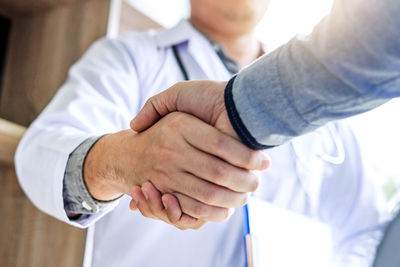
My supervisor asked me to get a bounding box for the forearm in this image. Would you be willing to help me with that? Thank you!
[228,0,400,147]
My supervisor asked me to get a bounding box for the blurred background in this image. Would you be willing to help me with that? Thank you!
[0,0,398,266]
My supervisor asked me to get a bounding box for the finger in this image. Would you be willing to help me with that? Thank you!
[130,87,179,132]
[141,182,184,224]
[161,194,205,227]
[174,192,232,222]
[182,115,270,171]
[131,186,158,220]
[168,172,249,208]
[142,182,194,225]
[141,182,165,213]
[131,80,227,133]
[182,148,260,193]
[161,193,183,224]
[139,183,204,229]
[129,197,138,211]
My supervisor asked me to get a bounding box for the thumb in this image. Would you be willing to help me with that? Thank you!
[130,97,162,132]
[130,80,226,132]
[130,87,178,132]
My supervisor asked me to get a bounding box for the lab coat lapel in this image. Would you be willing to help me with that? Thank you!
[154,20,232,81]
[186,32,232,81]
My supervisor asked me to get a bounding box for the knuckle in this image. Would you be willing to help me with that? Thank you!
[202,188,218,204]
[211,136,225,154]
[213,164,228,183]
[164,113,186,131]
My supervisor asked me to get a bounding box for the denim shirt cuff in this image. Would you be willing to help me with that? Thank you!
[225,76,272,150]
[63,136,122,216]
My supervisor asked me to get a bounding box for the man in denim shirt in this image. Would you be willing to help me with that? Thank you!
[131,0,400,265]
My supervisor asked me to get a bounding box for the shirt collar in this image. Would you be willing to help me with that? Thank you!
[154,19,240,75]
[154,19,200,49]
[153,19,267,76]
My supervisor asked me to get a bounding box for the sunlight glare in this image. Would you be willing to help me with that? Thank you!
[256,0,334,50]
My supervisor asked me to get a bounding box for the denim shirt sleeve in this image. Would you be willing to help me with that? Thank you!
[226,0,400,147]
[63,136,120,216]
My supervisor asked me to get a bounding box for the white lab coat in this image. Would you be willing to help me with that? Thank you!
[15,20,388,267]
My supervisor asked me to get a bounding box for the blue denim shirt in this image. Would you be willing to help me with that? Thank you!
[226,0,400,148]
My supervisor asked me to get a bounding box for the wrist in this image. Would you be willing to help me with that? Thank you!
[83,134,125,201]
[224,76,270,150]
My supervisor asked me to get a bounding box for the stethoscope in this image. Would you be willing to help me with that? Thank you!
[290,123,346,166]
[288,123,346,218]
[172,45,189,80]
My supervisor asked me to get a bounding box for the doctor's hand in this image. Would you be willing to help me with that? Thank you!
[84,112,268,229]
[129,181,209,230]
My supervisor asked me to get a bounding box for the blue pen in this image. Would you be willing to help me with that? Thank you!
[243,204,253,267]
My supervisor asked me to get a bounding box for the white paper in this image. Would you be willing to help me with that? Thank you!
[247,198,332,267]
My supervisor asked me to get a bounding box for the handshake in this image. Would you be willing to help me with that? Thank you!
[84,80,270,230]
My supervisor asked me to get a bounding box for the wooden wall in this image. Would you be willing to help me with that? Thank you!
[0,0,111,127]
[0,0,111,266]
[0,164,87,267]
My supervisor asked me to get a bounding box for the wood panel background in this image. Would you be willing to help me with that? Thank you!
[0,118,25,164]
[0,0,111,127]
[0,0,81,18]
[0,164,87,267]
[0,0,111,266]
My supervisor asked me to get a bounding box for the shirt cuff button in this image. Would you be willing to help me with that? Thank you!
[82,201,93,211]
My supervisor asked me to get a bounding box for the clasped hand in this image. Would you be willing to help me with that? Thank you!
[85,81,270,230]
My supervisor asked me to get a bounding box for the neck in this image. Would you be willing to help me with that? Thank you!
[190,18,262,68]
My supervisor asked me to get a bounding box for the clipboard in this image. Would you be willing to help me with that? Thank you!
[244,198,332,267]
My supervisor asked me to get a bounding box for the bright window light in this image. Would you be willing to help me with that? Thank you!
[256,0,334,50]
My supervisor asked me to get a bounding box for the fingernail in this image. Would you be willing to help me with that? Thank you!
[130,118,136,130]
[142,189,149,201]
[162,198,168,210]
[133,196,138,205]
[260,153,271,169]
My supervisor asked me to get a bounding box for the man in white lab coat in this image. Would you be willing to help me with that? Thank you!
[15,0,388,266]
